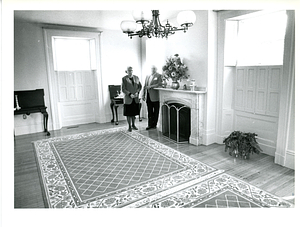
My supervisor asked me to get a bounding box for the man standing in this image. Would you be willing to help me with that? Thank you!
[142,65,162,130]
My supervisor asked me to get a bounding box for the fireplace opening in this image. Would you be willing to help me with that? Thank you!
[162,102,191,143]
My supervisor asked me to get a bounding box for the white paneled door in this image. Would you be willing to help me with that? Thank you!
[57,71,98,127]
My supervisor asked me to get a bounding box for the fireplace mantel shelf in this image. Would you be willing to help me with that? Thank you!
[155,88,207,94]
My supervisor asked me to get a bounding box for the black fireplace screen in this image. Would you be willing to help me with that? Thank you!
[162,102,191,143]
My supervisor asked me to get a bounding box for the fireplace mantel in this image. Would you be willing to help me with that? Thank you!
[155,88,207,145]
[155,88,207,94]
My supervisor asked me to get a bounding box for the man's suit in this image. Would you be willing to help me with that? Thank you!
[142,72,162,128]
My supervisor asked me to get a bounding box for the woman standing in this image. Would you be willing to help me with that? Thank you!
[122,66,142,132]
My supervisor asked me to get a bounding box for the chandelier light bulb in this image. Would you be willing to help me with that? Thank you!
[177,10,196,27]
[120,20,137,33]
[132,10,152,23]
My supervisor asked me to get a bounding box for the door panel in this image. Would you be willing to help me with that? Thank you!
[57,70,97,127]
[235,68,246,110]
[255,67,268,114]
[58,101,96,127]
[244,67,256,112]
[267,66,281,116]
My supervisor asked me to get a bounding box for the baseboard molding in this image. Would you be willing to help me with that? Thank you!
[215,134,224,144]
[275,149,294,169]
[104,111,126,123]
[14,113,53,135]
[14,124,45,136]
[202,129,216,146]
[259,143,275,156]
[285,149,295,170]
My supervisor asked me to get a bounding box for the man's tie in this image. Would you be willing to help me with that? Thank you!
[148,74,154,86]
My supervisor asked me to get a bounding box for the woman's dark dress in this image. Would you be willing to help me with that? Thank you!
[123,77,140,116]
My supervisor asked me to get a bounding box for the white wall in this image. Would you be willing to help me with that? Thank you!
[14,21,52,135]
[164,11,209,88]
[100,29,141,123]
[156,10,218,145]
[205,11,218,145]
[14,20,142,134]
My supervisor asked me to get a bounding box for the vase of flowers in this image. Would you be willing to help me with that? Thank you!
[162,54,189,89]
[171,80,180,90]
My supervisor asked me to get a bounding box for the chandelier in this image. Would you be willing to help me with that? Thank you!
[120,10,196,39]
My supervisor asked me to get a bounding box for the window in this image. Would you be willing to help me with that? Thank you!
[224,21,238,66]
[225,10,287,66]
[52,37,96,71]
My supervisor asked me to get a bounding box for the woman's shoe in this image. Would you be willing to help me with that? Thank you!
[128,127,132,132]
[132,125,138,130]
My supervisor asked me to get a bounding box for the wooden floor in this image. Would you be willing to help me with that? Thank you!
[14,120,295,208]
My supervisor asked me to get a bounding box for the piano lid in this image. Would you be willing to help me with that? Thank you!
[108,85,122,99]
[14,89,46,109]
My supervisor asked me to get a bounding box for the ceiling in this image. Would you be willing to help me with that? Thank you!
[14,10,182,31]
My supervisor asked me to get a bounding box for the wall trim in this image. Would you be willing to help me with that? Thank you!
[286,149,295,156]
[275,10,295,167]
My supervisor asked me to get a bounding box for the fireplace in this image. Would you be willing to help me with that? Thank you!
[156,88,206,145]
[162,102,191,143]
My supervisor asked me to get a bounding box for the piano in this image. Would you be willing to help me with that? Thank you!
[109,85,124,125]
[14,89,50,136]
[109,85,142,125]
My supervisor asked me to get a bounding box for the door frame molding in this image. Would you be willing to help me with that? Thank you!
[43,27,104,130]
[275,10,295,169]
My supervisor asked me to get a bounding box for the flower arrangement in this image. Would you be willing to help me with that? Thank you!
[162,54,189,81]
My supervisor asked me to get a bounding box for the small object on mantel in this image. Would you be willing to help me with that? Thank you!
[190,79,196,91]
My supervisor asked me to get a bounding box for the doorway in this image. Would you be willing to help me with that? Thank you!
[218,10,288,157]
[43,28,104,129]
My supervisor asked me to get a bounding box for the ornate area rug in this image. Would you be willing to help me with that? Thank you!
[33,127,219,208]
[33,127,293,208]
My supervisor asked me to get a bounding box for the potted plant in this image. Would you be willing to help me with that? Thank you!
[223,131,263,159]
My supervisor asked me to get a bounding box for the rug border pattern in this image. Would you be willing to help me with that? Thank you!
[138,173,294,208]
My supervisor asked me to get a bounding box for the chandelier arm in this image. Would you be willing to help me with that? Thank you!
[171,27,188,33]
[127,32,144,38]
